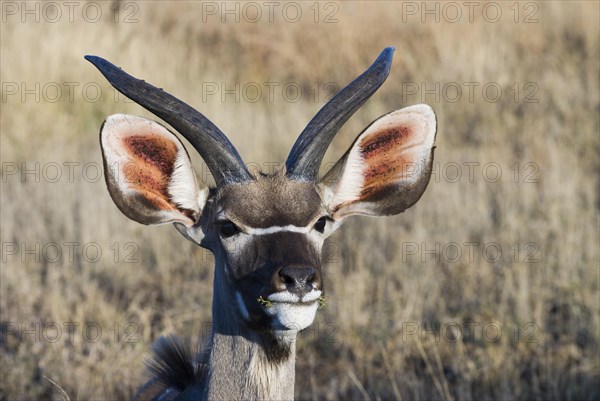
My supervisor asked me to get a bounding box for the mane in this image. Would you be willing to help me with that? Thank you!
[132,336,206,401]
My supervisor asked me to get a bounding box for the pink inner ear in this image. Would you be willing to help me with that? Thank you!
[327,104,436,219]
[125,135,177,177]
[358,123,417,199]
[121,134,179,212]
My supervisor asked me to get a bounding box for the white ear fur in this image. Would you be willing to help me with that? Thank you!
[322,104,436,219]
[101,114,206,226]
[168,151,203,212]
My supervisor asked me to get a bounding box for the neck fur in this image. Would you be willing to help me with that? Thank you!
[201,263,297,400]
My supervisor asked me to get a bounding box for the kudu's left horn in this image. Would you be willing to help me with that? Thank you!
[85,55,252,185]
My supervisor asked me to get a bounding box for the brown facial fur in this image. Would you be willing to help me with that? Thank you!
[232,231,321,280]
[216,172,325,228]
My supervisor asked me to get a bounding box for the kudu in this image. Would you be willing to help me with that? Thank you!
[86,47,436,400]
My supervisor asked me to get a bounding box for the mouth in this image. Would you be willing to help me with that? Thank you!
[263,290,322,306]
[257,290,323,331]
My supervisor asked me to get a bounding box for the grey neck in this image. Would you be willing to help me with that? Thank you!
[202,263,297,401]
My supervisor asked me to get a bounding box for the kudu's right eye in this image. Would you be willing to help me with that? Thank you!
[219,221,240,238]
[313,217,328,233]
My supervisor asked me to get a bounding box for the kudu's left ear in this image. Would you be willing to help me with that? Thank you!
[320,104,436,220]
[100,114,207,227]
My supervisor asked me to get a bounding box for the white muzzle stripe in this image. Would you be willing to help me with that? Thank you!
[268,290,322,304]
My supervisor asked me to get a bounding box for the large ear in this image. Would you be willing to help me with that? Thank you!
[320,104,436,220]
[100,114,207,227]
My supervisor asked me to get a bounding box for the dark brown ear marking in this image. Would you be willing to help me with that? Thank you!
[124,135,178,178]
[101,114,203,226]
[121,134,179,211]
[323,104,436,219]
[360,125,415,198]
[361,126,412,179]
[360,126,411,158]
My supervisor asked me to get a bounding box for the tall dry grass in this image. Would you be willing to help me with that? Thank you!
[1,1,598,400]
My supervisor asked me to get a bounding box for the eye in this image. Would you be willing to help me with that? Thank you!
[313,217,328,233]
[219,220,240,238]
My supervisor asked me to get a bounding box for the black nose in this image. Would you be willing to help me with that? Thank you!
[277,266,320,295]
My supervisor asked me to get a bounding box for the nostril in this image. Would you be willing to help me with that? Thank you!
[278,266,318,291]
[279,269,296,286]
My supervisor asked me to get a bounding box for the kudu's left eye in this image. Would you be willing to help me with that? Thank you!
[219,221,240,238]
[313,217,328,233]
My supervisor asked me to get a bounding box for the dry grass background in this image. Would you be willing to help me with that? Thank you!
[1,1,598,400]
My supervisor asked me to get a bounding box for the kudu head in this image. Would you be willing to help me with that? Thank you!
[86,48,436,338]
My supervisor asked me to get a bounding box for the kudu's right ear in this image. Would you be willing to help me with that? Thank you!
[320,104,436,220]
[100,114,207,227]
